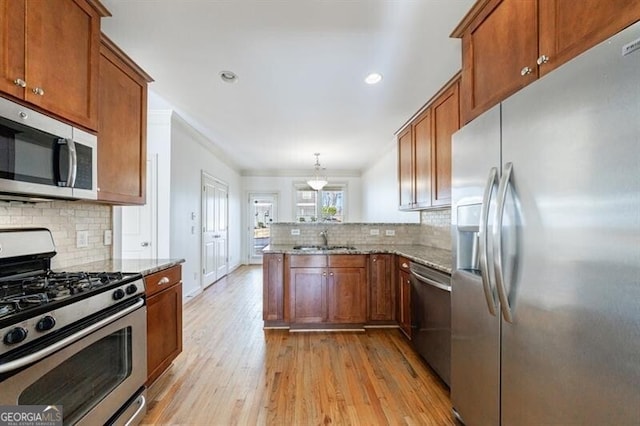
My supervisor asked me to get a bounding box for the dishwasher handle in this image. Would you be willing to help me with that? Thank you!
[410,270,452,292]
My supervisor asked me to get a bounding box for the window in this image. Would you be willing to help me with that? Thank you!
[294,184,346,222]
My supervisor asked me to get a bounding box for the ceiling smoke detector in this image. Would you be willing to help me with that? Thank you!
[220,71,238,83]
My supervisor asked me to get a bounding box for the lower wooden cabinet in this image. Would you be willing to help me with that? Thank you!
[327,266,367,323]
[286,254,366,325]
[145,265,183,386]
[369,254,395,322]
[397,257,412,339]
[263,253,284,323]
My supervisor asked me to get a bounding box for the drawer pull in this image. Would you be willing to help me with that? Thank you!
[158,277,170,285]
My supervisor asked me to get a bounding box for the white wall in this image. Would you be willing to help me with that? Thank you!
[361,140,420,223]
[170,114,242,298]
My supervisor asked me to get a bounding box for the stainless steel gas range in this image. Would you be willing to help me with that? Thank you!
[0,228,147,425]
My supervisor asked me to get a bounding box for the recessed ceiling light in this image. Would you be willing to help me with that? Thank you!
[220,71,238,83]
[365,72,383,85]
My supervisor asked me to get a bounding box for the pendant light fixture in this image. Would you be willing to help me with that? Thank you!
[307,153,328,191]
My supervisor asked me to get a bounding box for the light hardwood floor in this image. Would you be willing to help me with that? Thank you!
[143,265,455,425]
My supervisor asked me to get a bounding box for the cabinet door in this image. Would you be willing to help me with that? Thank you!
[24,0,100,130]
[0,0,25,99]
[289,268,327,323]
[398,270,412,338]
[369,254,395,321]
[431,81,459,207]
[98,37,150,204]
[147,282,183,386]
[263,253,284,322]
[397,126,414,210]
[460,0,538,123]
[328,267,367,323]
[413,109,433,209]
[538,0,640,76]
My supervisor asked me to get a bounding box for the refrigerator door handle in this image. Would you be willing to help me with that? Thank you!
[493,162,514,323]
[479,167,499,316]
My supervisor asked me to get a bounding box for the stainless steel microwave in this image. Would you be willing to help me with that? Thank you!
[0,96,97,202]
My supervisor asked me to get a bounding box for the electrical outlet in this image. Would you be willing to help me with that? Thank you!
[291,229,300,236]
[104,230,112,246]
[369,229,380,236]
[76,230,89,248]
[385,229,396,236]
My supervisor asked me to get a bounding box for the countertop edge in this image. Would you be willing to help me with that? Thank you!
[263,245,452,274]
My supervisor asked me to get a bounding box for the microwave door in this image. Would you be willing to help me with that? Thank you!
[0,125,73,200]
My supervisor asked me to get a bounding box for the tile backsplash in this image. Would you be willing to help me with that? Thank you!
[0,201,112,269]
[270,208,452,251]
[420,208,451,250]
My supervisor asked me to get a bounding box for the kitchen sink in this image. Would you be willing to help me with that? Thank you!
[293,245,357,251]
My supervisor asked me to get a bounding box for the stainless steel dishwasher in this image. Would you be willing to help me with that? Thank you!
[410,262,452,386]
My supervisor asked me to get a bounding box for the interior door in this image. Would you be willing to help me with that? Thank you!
[121,157,156,260]
[214,184,228,280]
[248,193,278,264]
[202,172,228,288]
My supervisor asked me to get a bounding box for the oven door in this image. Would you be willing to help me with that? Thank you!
[0,299,146,426]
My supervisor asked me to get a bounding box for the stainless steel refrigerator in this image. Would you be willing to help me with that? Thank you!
[450,21,640,426]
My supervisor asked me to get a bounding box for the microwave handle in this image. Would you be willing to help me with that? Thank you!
[57,138,77,188]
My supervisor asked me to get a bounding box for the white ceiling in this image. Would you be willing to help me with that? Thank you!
[100,0,474,175]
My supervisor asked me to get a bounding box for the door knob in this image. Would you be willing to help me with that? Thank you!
[141,242,149,247]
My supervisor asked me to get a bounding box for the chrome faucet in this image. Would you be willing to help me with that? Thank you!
[319,229,328,247]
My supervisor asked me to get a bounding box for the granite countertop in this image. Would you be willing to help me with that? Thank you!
[264,244,452,274]
[66,258,185,276]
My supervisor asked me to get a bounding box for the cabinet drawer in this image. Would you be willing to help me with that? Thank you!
[328,254,366,268]
[145,265,182,297]
[288,255,327,268]
[397,256,411,272]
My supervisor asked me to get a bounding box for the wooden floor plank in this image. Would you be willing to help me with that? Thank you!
[143,265,454,425]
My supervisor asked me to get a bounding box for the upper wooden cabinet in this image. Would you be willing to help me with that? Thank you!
[397,75,459,210]
[0,0,109,130]
[452,0,640,124]
[98,34,153,205]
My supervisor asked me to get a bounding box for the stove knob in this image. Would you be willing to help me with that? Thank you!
[125,284,138,295]
[36,316,56,332]
[112,288,125,300]
[4,327,28,345]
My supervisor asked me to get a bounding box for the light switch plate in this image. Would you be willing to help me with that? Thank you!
[370,229,380,235]
[385,229,396,236]
[291,229,300,236]
[104,230,112,246]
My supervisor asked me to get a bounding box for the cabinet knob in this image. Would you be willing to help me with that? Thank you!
[329,272,334,276]
[372,257,377,262]
[141,242,149,247]
[520,66,533,76]
[32,87,45,96]
[13,78,26,88]
[402,262,408,268]
[323,272,327,276]
[536,55,549,65]
[278,258,282,262]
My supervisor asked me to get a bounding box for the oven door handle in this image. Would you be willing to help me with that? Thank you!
[0,298,144,374]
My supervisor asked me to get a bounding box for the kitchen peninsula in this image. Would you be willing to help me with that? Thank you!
[262,222,452,331]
